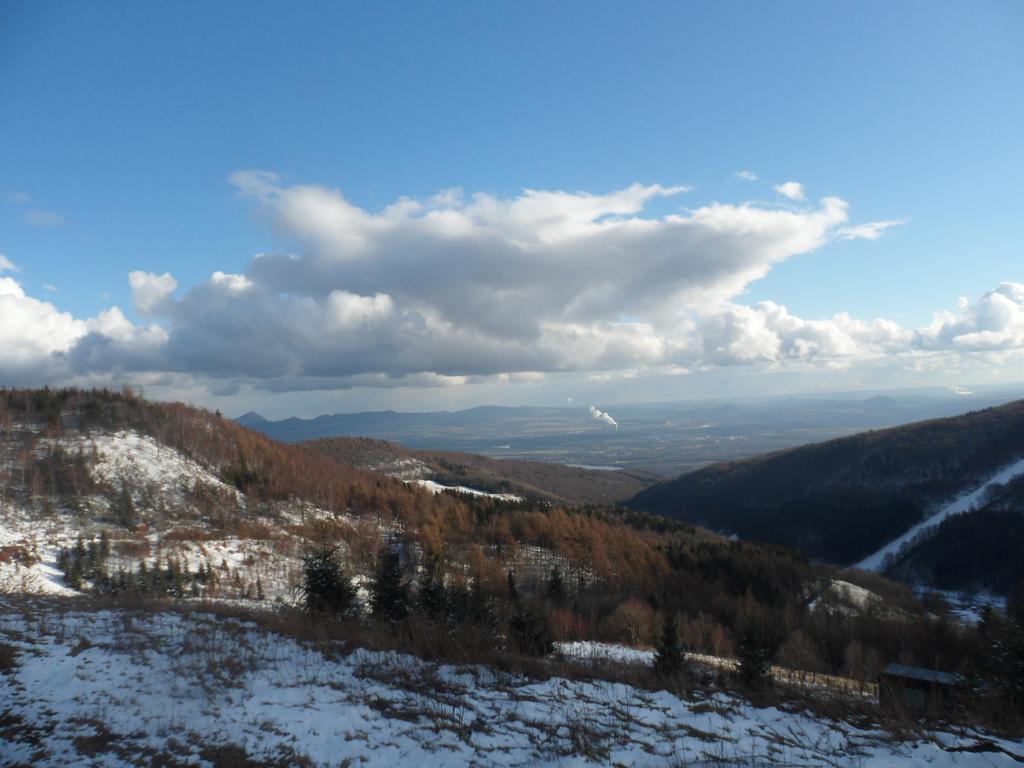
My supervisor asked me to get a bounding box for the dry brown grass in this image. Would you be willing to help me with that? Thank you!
[113,537,151,558]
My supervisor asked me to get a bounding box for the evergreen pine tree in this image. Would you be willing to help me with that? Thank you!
[546,566,566,606]
[507,570,519,603]
[370,546,410,622]
[468,578,496,631]
[505,569,553,656]
[654,613,686,677]
[446,582,471,625]
[114,481,136,528]
[300,546,356,616]
[735,608,782,686]
[416,559,447,621]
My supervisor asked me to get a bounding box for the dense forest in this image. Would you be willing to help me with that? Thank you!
[887,474,1024,595]
[628,399,1024,565]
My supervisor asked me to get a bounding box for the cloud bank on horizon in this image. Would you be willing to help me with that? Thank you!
[1,173,1023,400]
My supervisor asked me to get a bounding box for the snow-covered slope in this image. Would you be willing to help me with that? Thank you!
[67,429,241,506]
[1,602,1020,768]
[856,457,1024,571]
[413,478,523,502]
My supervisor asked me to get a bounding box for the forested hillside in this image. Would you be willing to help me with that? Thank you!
[885,474,1024,595]
[628,399,1024,567]
[301,436,658,504]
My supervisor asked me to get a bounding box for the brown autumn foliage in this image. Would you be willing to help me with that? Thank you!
[1,387,667,593]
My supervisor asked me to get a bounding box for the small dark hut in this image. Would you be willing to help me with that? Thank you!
[879,663,964,711]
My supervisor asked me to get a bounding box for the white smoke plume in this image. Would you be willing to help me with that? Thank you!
[589,405,618,429]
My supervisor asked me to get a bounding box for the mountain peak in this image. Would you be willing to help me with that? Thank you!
[236,411,268,425]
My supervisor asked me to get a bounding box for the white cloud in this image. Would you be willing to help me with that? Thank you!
[916,283,1024,351]
[701,301,912,365]
[734,170,758,181]
[42,282,58,293]
[326,290,393,329]
[774,181,805,201]
[210,271,254,293]
[0,254,17,273]
[837,219,907,240]
[0,276,85,376]
[233,174,854,350]
[0,274,166,384]
[129,271,178,315]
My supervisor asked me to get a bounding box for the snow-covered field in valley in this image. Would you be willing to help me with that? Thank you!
[1,600,1021,768]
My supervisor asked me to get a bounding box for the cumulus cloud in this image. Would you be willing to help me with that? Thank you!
[774,181,805,201]
[734,170,758,181]
[0,274,166,385]
[129,271,178,315]
[701,302,913,365]
[917,283,1024,351]
[589,405,618,428]
[5,174,1016,397]
[0,254,17,273]
[0,276,86,378]
[227,174,861,351]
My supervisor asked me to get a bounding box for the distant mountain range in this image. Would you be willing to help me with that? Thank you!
[235,390,1023,476]
[236,405,600,442]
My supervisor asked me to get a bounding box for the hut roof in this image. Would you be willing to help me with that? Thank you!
[882,663,962,686]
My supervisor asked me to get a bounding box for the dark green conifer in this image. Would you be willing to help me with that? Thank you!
[370,545,410,622]
[300,546,356,616]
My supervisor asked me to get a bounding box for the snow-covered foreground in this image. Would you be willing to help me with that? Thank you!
[1,602,1021,767]
[856,457,1024,571]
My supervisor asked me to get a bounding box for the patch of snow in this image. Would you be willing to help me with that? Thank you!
[374,457,433,481]
[918,588,1008,625]
[856,456,1024,571]
[556,640,656,666]
[413,479,523,503]
[809,580,883,614]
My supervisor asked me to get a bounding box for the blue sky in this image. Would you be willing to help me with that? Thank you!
[1,1,1022,416]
